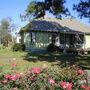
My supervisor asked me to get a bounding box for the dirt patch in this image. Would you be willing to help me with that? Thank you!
[0,58,16,61]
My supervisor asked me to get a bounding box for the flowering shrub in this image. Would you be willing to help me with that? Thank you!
[0,64,89,90]
[60,82,73,90]
[32,67,40,74]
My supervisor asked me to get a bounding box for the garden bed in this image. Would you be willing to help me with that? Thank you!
[0,64,90,90]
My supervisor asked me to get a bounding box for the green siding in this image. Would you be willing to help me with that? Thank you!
[24,32,52,50]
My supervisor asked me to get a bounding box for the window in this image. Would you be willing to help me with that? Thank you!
[30,32,36,44]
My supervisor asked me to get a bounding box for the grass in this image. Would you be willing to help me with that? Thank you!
[0,58,53,73]
[0,48,58,72]
[0,48,27,58]
[24,51,90,69]
[0,48,90,72]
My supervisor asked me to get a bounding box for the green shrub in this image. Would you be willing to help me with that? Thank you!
[0,46,6,50]
[47,43,60,52]
[12,43,26,51]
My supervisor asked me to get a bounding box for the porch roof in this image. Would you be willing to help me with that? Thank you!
[29,18,90,34]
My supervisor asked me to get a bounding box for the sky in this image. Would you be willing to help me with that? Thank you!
[0,0,89,33]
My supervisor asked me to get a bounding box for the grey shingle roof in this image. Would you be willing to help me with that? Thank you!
[30,18,90,34]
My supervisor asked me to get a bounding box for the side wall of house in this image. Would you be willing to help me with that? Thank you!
[23,32,52,50]
[85,35,90,48]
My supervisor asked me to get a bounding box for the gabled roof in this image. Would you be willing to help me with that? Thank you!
[23,17,90,34]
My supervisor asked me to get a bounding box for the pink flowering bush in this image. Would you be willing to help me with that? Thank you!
[32,67,40,74]
[49,79,55,85]
[0,64,89,90]
[60,82,73,90]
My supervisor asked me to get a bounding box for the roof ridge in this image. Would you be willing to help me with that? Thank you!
[35,17,90,27]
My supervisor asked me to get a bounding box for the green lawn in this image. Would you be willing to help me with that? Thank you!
[0,48,27,58]
[24,51,90,69]
[0,48,58,72]
[0,48,90,72]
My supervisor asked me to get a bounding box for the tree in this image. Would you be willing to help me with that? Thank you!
[21,0,90,21]
[73,0,90,20]
[0,17,18,46]
[21,0,70,20]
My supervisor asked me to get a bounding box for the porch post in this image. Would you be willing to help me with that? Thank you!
[84,32,86,49]
[63,30,66,53]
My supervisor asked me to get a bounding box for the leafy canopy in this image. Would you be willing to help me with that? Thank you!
[21,0,69,19]
[73,0,90,20]
[21,0,90,21]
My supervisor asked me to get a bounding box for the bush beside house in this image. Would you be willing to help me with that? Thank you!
[12,43,26,51]
[47,44,61,52]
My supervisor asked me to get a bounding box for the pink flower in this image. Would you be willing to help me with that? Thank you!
[66,83,73,90]
[2,79,8,83]
[49,79,55,84]
[77,69,84,74]
[60,82,67,88]
[80,85,87,89]
[12,63,17,66]
[60,82,73,90]
[32,67,40,74]
[42,64,47,69]
[10,73,22,81]
[13,87,18,90]
[80,85,90,90]
[31,78,37,82]
[5,75,12,79]
[15,73,22,78]
[10,75,17,81]
[87,87,90,90]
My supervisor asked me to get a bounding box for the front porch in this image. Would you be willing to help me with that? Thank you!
[53,33,85,49]
[52,33,89,54]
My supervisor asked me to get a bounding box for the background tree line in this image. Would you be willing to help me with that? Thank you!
[0,17,17,46]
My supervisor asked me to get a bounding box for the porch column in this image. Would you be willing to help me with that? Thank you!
[63,30,66,53]
[84,33,86,49]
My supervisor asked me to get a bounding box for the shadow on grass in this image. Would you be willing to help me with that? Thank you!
[23,51,90,69]
[23,51,79,66]
[76,55,90,70]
